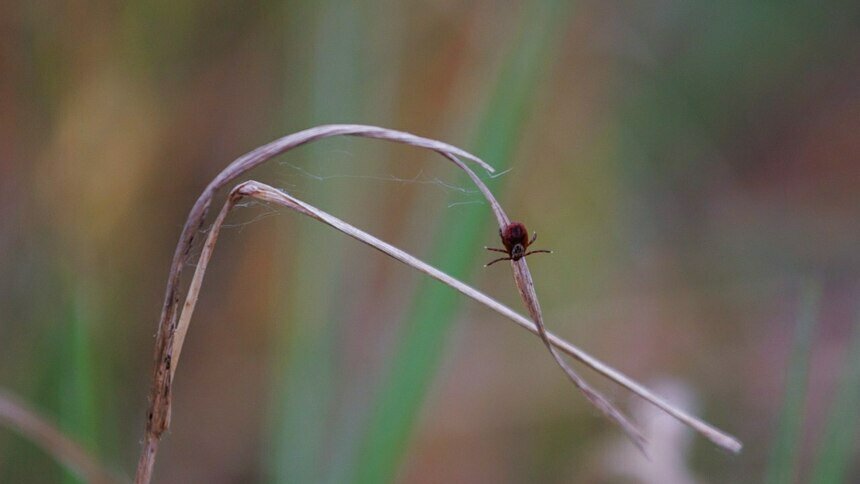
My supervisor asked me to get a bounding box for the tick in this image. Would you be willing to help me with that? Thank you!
[484,221,552,267]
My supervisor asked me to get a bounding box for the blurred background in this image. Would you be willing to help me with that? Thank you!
[1,1,859,482]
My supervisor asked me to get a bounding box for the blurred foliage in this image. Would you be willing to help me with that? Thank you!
[811,308,860,483]
[765,281,819,484]
[355,3,572,483]
[1,0,859,482]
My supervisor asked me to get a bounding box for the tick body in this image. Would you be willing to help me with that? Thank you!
[485,221,552,267]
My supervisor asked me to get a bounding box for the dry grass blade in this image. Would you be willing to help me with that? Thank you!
[245,182,741,453]
[136,125,494,483]
[139,124,741,483]
[0,389,126,484]
[170,191,240,374]
[172,180,740,455]
[510,258,647,451]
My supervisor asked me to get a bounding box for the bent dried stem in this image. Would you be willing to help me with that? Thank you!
[243,183,741,452]
[512,257,647,451]
[174,181,741,457]
[434,152,648,450]
[0,389,126,484]
[137,125,495,483]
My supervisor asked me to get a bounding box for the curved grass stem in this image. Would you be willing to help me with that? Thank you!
[137,125,741,483]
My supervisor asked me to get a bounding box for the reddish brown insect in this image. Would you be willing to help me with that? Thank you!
[484,221,552,267]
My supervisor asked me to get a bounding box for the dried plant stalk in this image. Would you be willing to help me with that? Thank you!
[0,389,126,484]
[137,125,741,483]
[241,183,741,453]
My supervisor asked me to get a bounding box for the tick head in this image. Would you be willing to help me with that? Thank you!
[510,243,526,260]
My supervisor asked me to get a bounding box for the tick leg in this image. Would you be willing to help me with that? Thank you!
[529,231,537,246]
[484,256,512,267]
[524,249,552,257]
[484,247,508,253]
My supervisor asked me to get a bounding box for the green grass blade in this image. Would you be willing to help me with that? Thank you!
[5,282,103,484]
[354,2,573,482]
[765,280,820,484]
[58,289,100,484]
[810,307,860,484]
[267,1,367,482]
